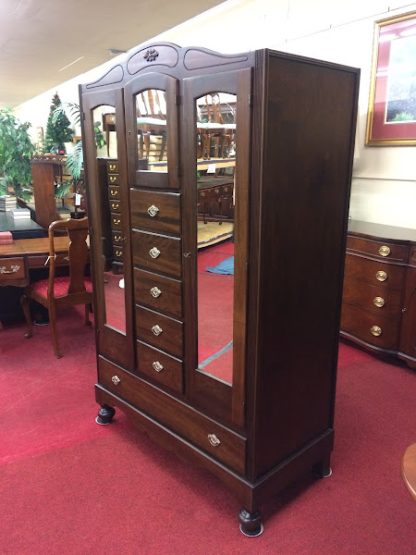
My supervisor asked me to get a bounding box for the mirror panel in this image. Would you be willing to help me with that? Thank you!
[196,92,237,385]
[135,89,168,173]
[92,105,126,333]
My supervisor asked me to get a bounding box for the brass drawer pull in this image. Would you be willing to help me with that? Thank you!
[0,264,21,274]
[370,325,382,337]
[208,433,221,447]
[150,286,162,298]
[113,218,121,225]
[109,163,117,172]
[376,270,387,282]
[109,175,118,183]
[114,234,122,243]
[151,324,163,336]
[147,205,160,218]
[379,245,391,257]
[152,361,164,372]
[111,375,121,385]
[149,247,160,259]
[373,296,385,308]
[115,250,122,257]
[110,189,118,197]
[111,202,119,211]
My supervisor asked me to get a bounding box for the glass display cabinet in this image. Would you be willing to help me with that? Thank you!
[80,43,359,536]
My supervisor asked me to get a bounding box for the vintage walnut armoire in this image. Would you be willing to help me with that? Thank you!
[80,43,359,535]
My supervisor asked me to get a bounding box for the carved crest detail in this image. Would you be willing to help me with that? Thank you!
[144,49,159,62]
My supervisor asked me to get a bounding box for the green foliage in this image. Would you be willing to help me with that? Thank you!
[0,108,35,200]
[44,93,73,153]
[94,121,106,149]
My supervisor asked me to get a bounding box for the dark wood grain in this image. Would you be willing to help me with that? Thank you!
[134,268,182,318]
[132,229,181,278]
[136,340,183,394]
[130,189,181,234]
[135,304,183,358]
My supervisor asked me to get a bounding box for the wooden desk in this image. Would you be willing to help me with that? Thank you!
[0,236,70,287]
[402,443,416,501]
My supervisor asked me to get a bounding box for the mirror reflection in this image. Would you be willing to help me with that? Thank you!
[135,89,168,173]
[196,92,237,385]
[93,105,126,333]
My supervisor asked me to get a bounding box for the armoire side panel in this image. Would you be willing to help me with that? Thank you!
[252,53,359,477]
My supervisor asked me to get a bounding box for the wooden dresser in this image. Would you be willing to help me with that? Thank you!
[80,43,359,535]
[341,220,416,368]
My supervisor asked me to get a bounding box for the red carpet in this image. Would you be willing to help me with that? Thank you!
[1,308,416,553]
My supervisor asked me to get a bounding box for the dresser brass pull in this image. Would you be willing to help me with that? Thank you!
[376,270,387,282]
[110,190,118,196]
[373,296,385,308]
[370,325,382,337]
[150,286,162,298]
[109,175,117,183]
[208,433,221,447]
[111,202,119,210]
[109,164,117,172]
[147,205,160,218]
[149,247,160,259]
[152,361,164,372]
[114,234,122,242]
[115,250,122,257]
[378,245,391,257]
[111,375,121,385]
[151,324,163,336]
[0,264,20,274]
[113,218,121,225]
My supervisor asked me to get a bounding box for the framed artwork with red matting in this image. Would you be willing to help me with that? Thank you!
[366,11,416,146]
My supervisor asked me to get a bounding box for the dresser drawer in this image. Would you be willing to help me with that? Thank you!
[347,236,408,262]
[341,304,401,350]
[110,199,121,212]
[0,257,25,281]
[111,213,122,230]
[107,161,119,173]
[342,280,402,316]
[135,305,183,358]
[136,340,183,394]
[112,230,124,245]
[132,230,181,278]
[130,189,181,235]
[109,185,121,200]
[344,254,405,290]
[98,356,246,474]
[108,174,120,185]
[134,268,182,318]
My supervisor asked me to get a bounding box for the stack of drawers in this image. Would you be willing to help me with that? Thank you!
[106,160,124,272]
[340,221,416,368]
[130,188,183,393]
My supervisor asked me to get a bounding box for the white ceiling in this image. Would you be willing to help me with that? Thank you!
[0,0,225,107]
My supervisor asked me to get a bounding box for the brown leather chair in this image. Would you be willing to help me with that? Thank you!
[21,217,93,358]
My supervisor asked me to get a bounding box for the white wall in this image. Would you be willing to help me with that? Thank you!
[15,0,416,229]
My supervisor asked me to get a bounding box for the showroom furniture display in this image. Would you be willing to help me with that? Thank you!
[80,43,359,535]
[341,220,416,368]
[21,217,92,358]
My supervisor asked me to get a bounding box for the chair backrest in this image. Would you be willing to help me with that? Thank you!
[47,217,89,297]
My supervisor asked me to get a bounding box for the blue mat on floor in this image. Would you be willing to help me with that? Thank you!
[206,256,234,275]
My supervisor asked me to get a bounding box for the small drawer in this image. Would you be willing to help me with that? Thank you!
[113,246,123,261]
[108,174,120,185]
[341,304,401,350]
[344,254,405,291]
[98,356,246,474]
[111,213,122,229]
[112,231,124,245]
[136,340,183,394]
[107,161,119,173]
[132,230,181,278]
[109,185,121,200]
[0,257,25,281]
[347,236,408,262]
[134,268,182,318]
[130,189,181,235]
[135,305,183,358]
[342,280,402,317]
[110,200,121,212]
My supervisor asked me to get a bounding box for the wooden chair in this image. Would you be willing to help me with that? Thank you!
[21,217,93,358]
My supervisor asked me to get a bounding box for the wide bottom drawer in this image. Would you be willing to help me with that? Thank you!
[97,356,246,474]
[341,304,401,350]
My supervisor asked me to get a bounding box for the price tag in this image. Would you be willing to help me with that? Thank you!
[206,164,216,174]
